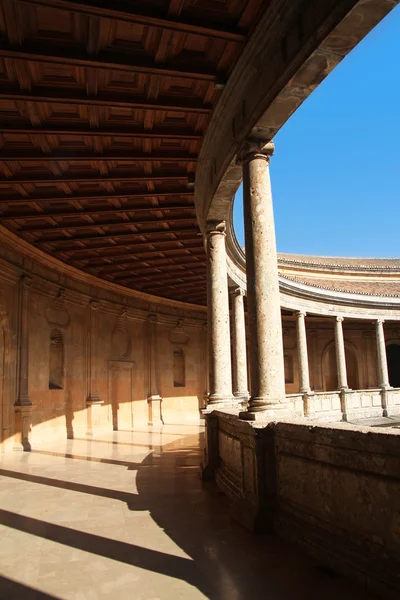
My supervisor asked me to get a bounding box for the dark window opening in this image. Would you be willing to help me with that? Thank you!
[386,344,400,387]
[49,329,64,390]
[173,347,185,388]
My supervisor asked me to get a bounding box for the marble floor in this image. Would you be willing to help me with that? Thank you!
[0,424,379,600]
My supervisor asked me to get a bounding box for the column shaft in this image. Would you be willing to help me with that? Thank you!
[206,222,233,404]
[87,301,101,403]
[334,317,348,390]
[241,141,285,413]
[376,319,390,389]
[16,275,32,407]
[296,311,311,393]
[147,314,163,425]
[231,288,249,400]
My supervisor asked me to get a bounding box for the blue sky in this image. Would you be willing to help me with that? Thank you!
[233,5,400,257]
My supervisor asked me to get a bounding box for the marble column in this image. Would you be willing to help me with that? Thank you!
[231,288,249,401]
[206,221,233,405]
[376,319,390,389]
[147,313,163,425]
[14,275,33,451]
[238,140,286,418]
[86,301,103,436]
[296,311,311,393]
[334,316,348,390]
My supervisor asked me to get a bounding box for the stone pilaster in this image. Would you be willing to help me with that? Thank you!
[147,313,163,425]
[362,330,373,389]
[334,317,348,390]
[86,301,103,436]
[237,140,286,419]
[14,275,33,451]
[206,221,233,406]
[231,288,249,402]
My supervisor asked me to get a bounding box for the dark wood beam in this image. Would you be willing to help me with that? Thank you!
[20,216,197,233]
[66,239,204,260]
[134,275,206,288]
[0,173,189,185]
[1,204,195,221]
[0,89,212,114]
[0,189,194,206]
[19,0,246,42]
[35,225,200,244]
[120,267,205,284]
[94,251,205,272]
[0,149,198,162]
[0,43,218,81]
[108,256,204,273]
[52,235,202,255]
[0,124,203,141]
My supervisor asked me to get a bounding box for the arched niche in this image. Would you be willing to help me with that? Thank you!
[322,341,359,391]
[386,343,400,387]
[49,328,64,390]
[173,347,185,388]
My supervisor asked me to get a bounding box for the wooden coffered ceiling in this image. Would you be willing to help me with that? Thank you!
[0,0,266,305]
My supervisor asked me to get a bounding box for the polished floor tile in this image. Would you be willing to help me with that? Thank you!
[0,424,378,599]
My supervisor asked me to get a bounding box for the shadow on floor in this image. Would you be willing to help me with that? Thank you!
[0,430,379,600]
[0,575,59,600]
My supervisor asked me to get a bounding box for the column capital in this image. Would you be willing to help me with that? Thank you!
[296,310,307,319]
[375,318,385,325]
[336,316,344,323]
[20,274,33,288]
[148,313,157,323]
[237,139,274,166]
[205,220,226,237]
[89,300,100,311]
[231,287,245,298]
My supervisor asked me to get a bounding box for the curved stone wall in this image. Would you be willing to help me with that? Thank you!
[0,228,208,452]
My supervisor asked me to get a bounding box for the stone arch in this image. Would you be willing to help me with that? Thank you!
[322,340,359,391]
[49,328,64,390]
[173,347,185,388]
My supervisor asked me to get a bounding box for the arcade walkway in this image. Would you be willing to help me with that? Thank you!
[0,424,378,600]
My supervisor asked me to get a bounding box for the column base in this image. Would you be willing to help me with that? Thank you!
[13,404,33,451]
[86,396,103,436]
[205,395,241,412]
[233,391,250,401]
[147,395,163,426]
[239,400,294,421]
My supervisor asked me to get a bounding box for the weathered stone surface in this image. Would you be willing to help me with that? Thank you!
[205,411,400,598]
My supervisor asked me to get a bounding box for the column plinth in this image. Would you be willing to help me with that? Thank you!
[236,140,287,420]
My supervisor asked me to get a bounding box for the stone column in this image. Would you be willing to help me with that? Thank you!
[296,311,311,393]
[376,319,390,389]
[334,316,348,390]
[238,140,286,418]
[206,221,233,406]
[231,288,249,401]
[14,275,33,451]
[147,314,163,425]
[86,301,103,435]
